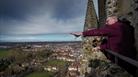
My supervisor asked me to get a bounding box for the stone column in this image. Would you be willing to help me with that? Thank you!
[105,0,138,76]
[80,0,107,76]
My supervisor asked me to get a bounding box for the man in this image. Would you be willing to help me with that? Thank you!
[71,16,124,54]
[71,16,136,76]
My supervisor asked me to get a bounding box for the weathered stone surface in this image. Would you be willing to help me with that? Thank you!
[80,0,100,76]
[87,60,133,77]
[99,0,138,76]
[98,0,106,27]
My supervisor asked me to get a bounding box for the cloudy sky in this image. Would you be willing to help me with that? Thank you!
[0,0,98,42]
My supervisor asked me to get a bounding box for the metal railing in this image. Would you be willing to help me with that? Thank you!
[106,49,138,68]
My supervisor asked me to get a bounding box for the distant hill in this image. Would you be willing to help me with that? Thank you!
[0,41,81,46]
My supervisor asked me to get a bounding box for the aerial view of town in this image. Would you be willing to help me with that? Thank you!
[0,41,82,77]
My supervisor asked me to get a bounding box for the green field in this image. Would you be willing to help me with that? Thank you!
[0,48,10,58]
[46,60,67,66]
[25,71,54,77]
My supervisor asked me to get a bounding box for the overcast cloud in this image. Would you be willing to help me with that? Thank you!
[0,0,92,34]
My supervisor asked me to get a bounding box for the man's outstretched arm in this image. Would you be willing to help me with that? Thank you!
[71,28,111,37]
[82,28,111,37]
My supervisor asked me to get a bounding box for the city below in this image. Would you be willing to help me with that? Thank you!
[0,41,82,77]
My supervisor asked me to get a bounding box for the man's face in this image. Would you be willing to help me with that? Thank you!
[106,17,117,25]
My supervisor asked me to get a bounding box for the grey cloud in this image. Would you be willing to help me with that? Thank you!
[0,0,90,34]
[1,0,86,20]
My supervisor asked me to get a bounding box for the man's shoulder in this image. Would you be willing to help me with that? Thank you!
[116,22,124,26]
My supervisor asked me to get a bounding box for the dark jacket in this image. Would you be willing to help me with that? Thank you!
[83,21,136,57]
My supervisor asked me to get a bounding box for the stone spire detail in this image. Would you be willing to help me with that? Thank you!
[84,0,98,30]
[80,0,107,76]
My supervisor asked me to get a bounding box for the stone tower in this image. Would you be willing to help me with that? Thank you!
[98,0,106,26]
[80,0,98,76]
[98,0,138,76]
[80,0,138,76]
[83,0,98,30]
[80,0,107,76]
[99,0,138,57]
[82,0,98,59]
[105,0,138,76]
